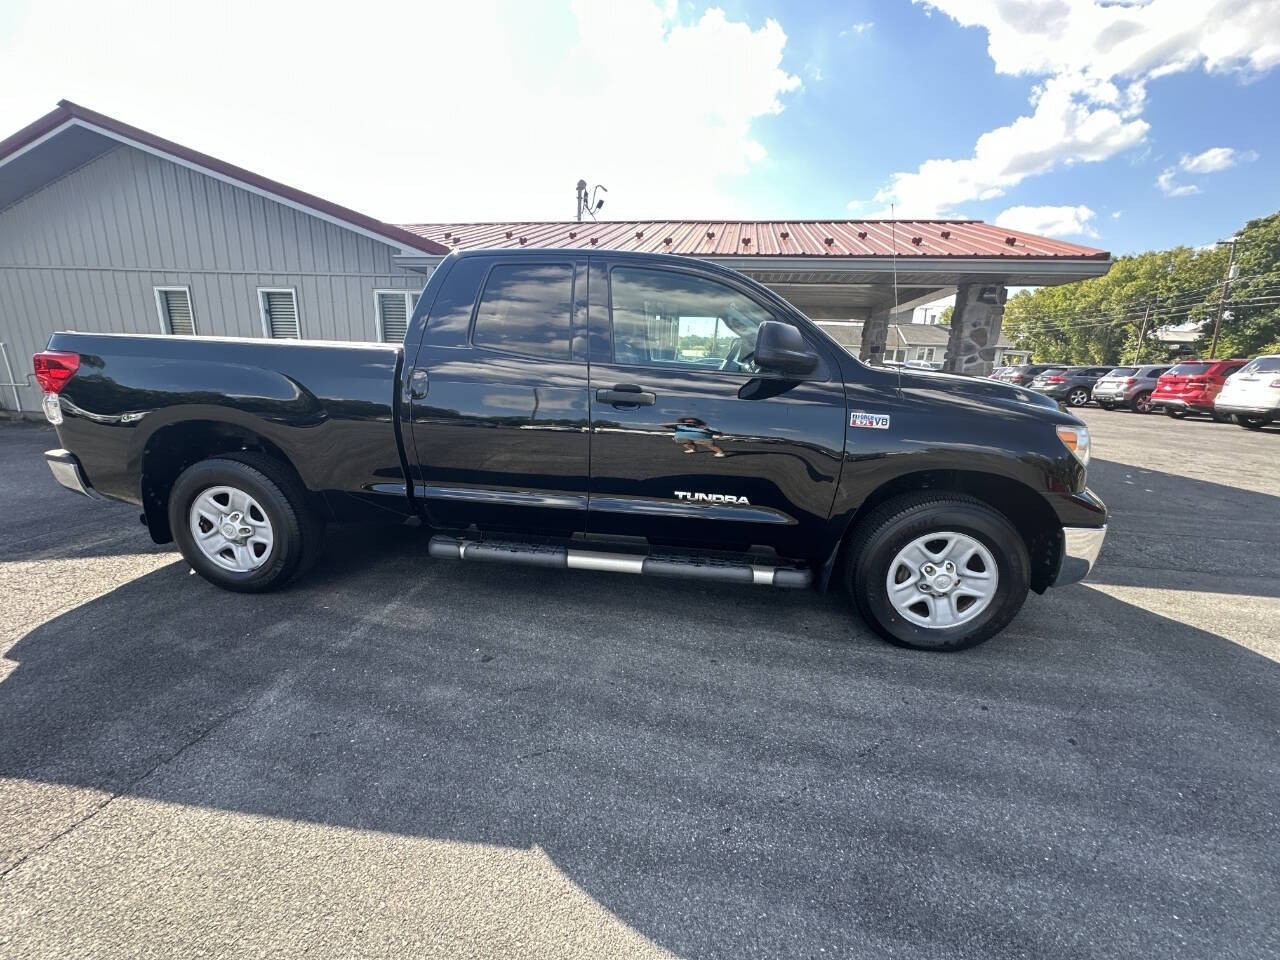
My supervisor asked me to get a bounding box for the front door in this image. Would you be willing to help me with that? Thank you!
[585,259,847,558]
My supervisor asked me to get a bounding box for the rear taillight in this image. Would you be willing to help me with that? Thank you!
[33,351,79,393]
[1046,375,1066,383]
[1124,378,1136,386]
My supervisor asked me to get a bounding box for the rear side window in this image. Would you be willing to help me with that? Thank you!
[472,263,574,360]
[1167,362,1211,375]
[1145,367,1168,378]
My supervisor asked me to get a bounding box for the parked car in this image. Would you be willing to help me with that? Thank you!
[1091,364,1171,414]
[988,366,1009,380]
[997,364,1061,386]
[34,249,1106,653]
[1214,354,1280,429]
[1028,366,1116,407]
[1150,358,1249,419]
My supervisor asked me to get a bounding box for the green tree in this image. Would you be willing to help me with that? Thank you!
[1215,210,1280,357]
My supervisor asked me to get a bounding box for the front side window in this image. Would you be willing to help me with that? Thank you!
[472,263,574,360]
[609,266,780,372]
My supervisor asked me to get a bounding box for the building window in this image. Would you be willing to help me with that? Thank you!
[154,286,195,335]
[258,288,300,339]
[374,290,418,343]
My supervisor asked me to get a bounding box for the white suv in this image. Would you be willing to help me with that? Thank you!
[1214,355,1280,429]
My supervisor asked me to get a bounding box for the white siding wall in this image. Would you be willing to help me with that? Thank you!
[0,144,430,411]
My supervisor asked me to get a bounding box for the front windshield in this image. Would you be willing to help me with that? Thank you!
[1237,357,1280,375]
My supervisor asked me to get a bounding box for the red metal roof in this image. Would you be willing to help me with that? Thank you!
[399,220,1109,260]
[0,101,450,256]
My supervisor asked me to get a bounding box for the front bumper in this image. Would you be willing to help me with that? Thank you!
[45,448,101,499]
[1052,525,1106,587]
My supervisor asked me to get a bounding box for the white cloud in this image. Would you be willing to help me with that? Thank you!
[995,204,1099,238]
[0,0,800,221]
[1180,146,1257,173]
[1111,210,1122,219]
[1156,169,1201,197]
[870,0,1280,216]
[840,21,874,37]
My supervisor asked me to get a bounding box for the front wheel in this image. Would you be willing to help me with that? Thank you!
[1131,392,1153,414]
[169,453,325,592]
[1067,387,1090,407]
[843,493,1031,652]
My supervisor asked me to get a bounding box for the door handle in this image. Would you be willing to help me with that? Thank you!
[408,369,429,400]
[596,385,656,407]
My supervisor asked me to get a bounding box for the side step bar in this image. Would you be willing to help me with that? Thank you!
[428,535,811,589]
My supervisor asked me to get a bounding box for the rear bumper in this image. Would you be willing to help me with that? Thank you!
[1150,397,1213,412]
[1214,401,1280,418]
[45,448,101,500]
[1052,525,1106,587]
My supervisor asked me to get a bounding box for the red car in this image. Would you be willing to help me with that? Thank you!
[1150,359,1249,419]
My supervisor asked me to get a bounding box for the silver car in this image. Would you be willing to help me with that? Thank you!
[1092,364,1170,414]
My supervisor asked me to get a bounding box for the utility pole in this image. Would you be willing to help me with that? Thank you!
[1209,237,1238,359]
[1132,299,1153,365]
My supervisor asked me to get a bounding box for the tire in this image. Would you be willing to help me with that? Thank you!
[843,492,1031,652]
[1131,392,1153,414]
[1067,387,1090,407]
[1165,408,1187,419]
[1235,414,1266,430]
[1211,410,1230,423]
[1098,401,1115,411]
[168,453,325,592]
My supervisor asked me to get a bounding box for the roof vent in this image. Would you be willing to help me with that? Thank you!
[742,237,752,246]
[780,230,790,240]
[1005,236,1017,245]
[663,237,673,245]
[635,230,644,240]
[518,236,527,245]
[706,230,716,239]
[857,230,868,240]
[443,231,452,239]
[911,236,923,245]
[568,231,577,239]
[589,237,598,245]
[505,230,513,239]
[824,237,835,246]
[940,229,951,239]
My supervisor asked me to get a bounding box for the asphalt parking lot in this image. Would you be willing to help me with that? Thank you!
[2,408,1278,959]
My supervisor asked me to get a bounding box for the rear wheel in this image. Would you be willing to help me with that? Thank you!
[1067,387,1090,407]
[169,454,324,592]
[843,493,1030,652]
[1131,392,1153,414]
[1098,401,1115,410]
[1165,407,1187,419]
[1235,414,1267,430]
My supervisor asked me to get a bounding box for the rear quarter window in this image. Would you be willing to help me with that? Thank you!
[472,262,575,360]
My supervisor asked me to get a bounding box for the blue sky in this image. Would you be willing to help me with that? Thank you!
[1,0,1277,256]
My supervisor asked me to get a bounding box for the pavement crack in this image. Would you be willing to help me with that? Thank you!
[0,700,250,883]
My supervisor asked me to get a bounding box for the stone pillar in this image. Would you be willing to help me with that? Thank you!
[858,304,891,364]
[944,283,1007,376]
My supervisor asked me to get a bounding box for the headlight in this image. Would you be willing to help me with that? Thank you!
[1056,425,1090,467]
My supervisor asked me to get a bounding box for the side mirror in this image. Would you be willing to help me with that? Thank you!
[754,320,818,376]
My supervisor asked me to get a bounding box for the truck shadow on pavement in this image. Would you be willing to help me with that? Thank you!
[3,514,1279,958]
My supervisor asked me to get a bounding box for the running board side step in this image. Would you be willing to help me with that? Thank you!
[428,536,811,589]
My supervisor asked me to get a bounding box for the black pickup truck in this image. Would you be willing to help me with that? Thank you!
[35,249,1106,651]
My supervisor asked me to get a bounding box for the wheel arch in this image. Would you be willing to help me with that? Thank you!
[821,469,1062,594]
[139,419,318,544]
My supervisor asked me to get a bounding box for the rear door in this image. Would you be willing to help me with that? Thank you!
[583,257,847,558]
[405,255,591,537]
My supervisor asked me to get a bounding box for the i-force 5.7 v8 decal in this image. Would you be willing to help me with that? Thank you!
[675,491,751,505]
[849,411,891,429]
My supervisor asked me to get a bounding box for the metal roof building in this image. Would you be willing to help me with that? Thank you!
[0,101,1109,413]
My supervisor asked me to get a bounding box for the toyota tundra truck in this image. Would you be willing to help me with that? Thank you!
[34,249,1106,651]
